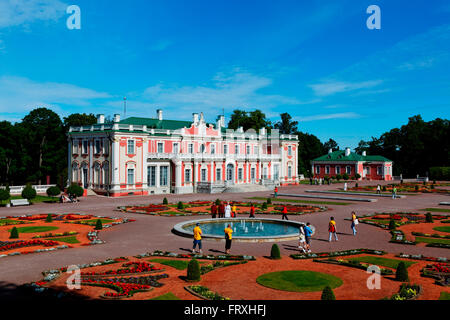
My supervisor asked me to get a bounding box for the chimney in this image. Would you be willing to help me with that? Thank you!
[260,127,266,135]
[220,115,225,127]
[362,151,367,157]
[97,114,105,124]
[345,147,351,157]
[200,112,205,123]
[113,114,121,123]
[192,113,199,124]
[328,148,333,154]
[238,126,244,133]
[216,118,222,129]
[157,109,163,121]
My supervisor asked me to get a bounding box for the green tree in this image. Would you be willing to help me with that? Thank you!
[227,109,272,131]
[177,201,184,209]
[22,184,37,201]
[323,138,339,152]
[395,262,409,282]
[296,132,325,175]
[0,188,10,205]
[270,244,281,259]
[95,219,103,230]
[321,286,336,300]
[67,183,84,198]
[187,259,201,281]
[163,197,168,205]
[46,214,53,223]
[274,113,298,134]
[10,227,19,239]
[46,186,61,198]
[63,113,97,132]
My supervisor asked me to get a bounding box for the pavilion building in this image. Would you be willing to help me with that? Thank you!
[310,148,393,181]
[67,110,299,197]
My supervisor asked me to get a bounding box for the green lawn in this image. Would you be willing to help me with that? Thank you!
[248,197,350,206]
[159,211,190,215]
[10,195,59,203]
[346,256,416,269]
[433,226,450,233]
[149,292,181,300]
[46,236,80,244]
[256,270,343,292]
[84,219,114,225]
[439,292,450,300]
[415,237,450,245]
[364,219,391,225]
[0,219,23,226]
[9,226,59,233]
[149,259,190,270]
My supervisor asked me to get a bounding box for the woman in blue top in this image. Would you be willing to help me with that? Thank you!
[303,223,313,253]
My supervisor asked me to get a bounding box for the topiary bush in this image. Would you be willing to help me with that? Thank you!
[46,186,61,198]
[45,214,53,223]
[425,212,434,223]
[267,198,272,205]
[21,184,37,201]
[342,173,349,180]
[335,174,342,181]
[215,199,221,206]
[389,219,397,230]
[67,183,84,198]
[270,244,281,260]
[0,188,10,205]
[395,262,409,282]
[321,286,336,300]
[355,183,359,188]
[382,186,387,192]
[177,201,184,210]
[187,259,201,281]
[10,227,19,239]
[95,219,103,230]
[163,197,168,205]
[261,202,268,211]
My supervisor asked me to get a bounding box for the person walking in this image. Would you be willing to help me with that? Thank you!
[249,204,256,218]
[211,202,218,219]
[225,202,232,218]
[298,225,307,253]
[303,222,313,253]
[376,184,381,195]
[351,211,358,236]
[328,217,338,242]
[274,186,278,198]
[281,205,289,220]
[392,187,397,199]
[344,182,348,191]
[192,223,203,254]
[224,224,233,254]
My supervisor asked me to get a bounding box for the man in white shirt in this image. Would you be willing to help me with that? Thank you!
[225,202,232,218]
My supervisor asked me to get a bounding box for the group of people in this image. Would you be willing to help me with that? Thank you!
[297,211,359,253]
[210,201,242,218]
[59,193,78,203]
[193,222,233,255]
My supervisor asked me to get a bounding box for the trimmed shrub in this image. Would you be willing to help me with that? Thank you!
[415,185,419,191]
[67,183,84,198]
[267,198,272,205]
[389,219,396,230]
[425,212,434,223]
[395,262,409,282]
[45,214,53,223]
[46,186,61,198]
[95,219,103,230]
[0,188,10,204]
[382,186,387,192]
[355,183,359,188]
[270,244,281,260]
[355,173,361,180]
[321,286,336,300]
[215,199,221,206]
[335,174,342,181]
[163,197,168,205]
[10,227,19,239]
[21,184,37,201]
[261,202,268,210]
[342,173,349,180]
[187,259,201,281]
[177,201,184,210]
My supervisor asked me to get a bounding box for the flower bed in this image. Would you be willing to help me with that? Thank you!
[82,279,152,299]
[137,250,256,261]
[33,231,78,239]
[396,253,448,263]
[0,239,59,252]
[200,260,248,275]
[185,285,229,300]
[313,258,394,275]
[390,230,416,245]
[390,284,422,300]
[421,263,450,287]
[290,248,386,260]
[81,261,164,278]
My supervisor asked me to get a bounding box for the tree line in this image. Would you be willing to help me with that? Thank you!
[0,107,447,186]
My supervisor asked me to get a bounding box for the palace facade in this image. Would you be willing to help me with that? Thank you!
[68,110,299,197]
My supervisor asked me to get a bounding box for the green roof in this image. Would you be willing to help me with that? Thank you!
[120,117,193,130]
[312,150,392,162]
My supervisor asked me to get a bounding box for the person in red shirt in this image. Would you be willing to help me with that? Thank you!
[274,186,278,198]
[211,202,218,218]
[281,205,289,220]
[219,202,225,218]
[249,204,256,218]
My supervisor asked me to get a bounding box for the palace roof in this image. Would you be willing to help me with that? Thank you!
[312,150,392,162]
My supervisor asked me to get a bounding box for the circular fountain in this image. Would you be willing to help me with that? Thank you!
[173,218,315,243]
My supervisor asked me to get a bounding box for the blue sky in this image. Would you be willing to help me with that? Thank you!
[0,0,449,148]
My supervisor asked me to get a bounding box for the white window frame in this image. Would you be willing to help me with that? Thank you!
[235,144,239,154]
[211,144,216,154]
[127,140,135,155]
[377,166,383,175]
[288,166,292,178]
[325,165,330,175]
[160,166,169,186]
[315,166,320,174]
[147,166,156,187]
[346,166,352,175]
[188,143,193,154]
[336,166,341,174]
[157,142,164,153]
[246,145,250,154]
[216,168,221,181]
[82,140,89,154]
[238,168,243,181]
[185,168,191,183]
[201,168,207,182]
[127,168,135,185]
[224,144,228,154]
[288,146,292,156]
[173,143,179,154]
[95,140,101,154]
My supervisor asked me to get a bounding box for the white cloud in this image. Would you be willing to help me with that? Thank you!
[296,112,361,122]
[309,80,383,96]
[0,0,67,28]
[139,69,312,120]
[0,76,112,121]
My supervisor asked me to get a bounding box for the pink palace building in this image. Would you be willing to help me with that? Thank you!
[68,110,299,197]
[310,148,393,181]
